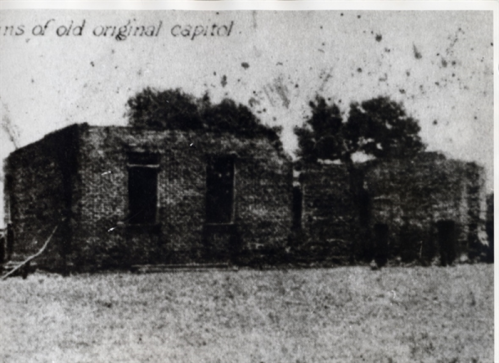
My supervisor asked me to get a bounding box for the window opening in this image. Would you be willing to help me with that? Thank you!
[127,153,159,225]
[206,156,235,224]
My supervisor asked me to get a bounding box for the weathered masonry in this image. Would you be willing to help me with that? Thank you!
[364,153,487,264]
[296,163,357,263]
[298,152,488,265]
[3,123,293,271]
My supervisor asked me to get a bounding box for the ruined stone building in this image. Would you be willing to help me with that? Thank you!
[298,152,487,265]
[3,122,489,270]
[3,123,293,271]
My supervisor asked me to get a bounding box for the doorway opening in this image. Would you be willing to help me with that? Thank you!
[437,220,456,266]
[373,223,389,266]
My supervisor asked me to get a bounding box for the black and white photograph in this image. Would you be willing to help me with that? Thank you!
[0,2,495,362]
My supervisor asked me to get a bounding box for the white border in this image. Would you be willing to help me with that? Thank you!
[0,0,497,360]
[0,1,497,11]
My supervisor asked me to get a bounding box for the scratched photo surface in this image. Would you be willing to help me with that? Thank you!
[0,9,494,363]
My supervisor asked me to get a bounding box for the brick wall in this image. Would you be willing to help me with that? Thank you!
[6,122,485,270]
[3,125,79,269]
[4,124,293,270]
[299,153,487,265]
[364,153,486,263]
[71,125,293,269]
[298,163,357,261]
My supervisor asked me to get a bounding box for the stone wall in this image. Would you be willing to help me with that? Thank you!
[3,125,80,270]
[7,124,293,270]
[364,153,486,263]
[5,122,487,270]
[297,163,357,262]
[298,153,487,265]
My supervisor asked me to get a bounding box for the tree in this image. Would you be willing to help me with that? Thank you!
[126,87,205,130]
[295,96,426,168]
[294,96,426,262]
[126,87,283,150]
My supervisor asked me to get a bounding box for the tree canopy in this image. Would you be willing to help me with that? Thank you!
[126,87,281,145]
[295,96,426,167]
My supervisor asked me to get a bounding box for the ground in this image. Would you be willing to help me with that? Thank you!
[0,264,493,363]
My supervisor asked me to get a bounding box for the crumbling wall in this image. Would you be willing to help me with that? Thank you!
[364,152,486,264]
[236,154,293,258]
[6,122,485,270]
[71,125,292,269]
[297,163,357,262]
[298,153,486,265]
[3,125,79,269]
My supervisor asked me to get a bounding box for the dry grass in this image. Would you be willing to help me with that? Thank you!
[0,264,493,363]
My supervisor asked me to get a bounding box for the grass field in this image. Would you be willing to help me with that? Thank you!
[0,264,493,363]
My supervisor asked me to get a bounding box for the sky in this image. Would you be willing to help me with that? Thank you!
[0,8,495,226]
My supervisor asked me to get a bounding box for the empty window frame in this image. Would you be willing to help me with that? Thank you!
[206,156,235,224]
[127,153,159,225]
